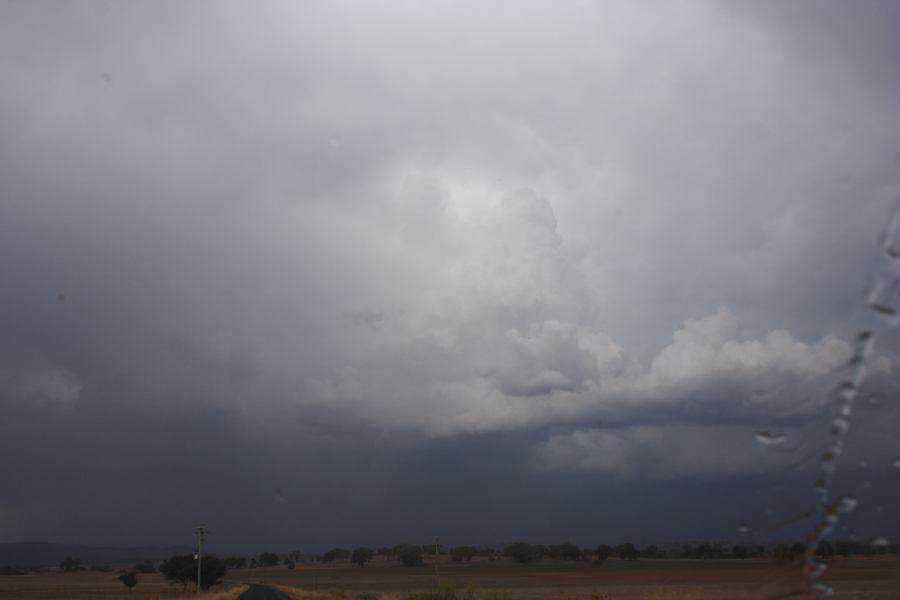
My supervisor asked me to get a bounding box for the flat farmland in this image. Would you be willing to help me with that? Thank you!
[240,557,900,600]
[1,558,898,600]
[0,571,245,600]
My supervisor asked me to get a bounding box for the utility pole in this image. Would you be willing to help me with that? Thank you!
[194,525,208,593]
[434,536,440,590]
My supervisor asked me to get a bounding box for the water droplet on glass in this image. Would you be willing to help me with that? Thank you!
[754,431,787,445]
[56,292,66,302]
[892,457,900,468]
[835,496,858,514]
[809,582,833,599]
[870,537,890,548]
[806,560,827,579]
[102,72,112,83]
[864,480,873,488]
[866,279,900,326]
[828,418,849,436]
[883,197,900,258]
[737,523,750,533]
[859,460,868,468]
[835,381,856,403]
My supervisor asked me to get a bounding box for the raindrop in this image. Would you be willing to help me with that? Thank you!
[754,431,787,445]
[864,480,873,488]
[882,200,900,258]
[835,496,858,514]
[859,460,868,468]
[102,72,112,83]
[869,537,890,548]
[834,381,856,403]
[809,582,833,599]
[806,560,827,579]
[828,418,849,436]
[56,292,65,302]
[866,279,900,325]
[737,523,750,533]
[853,330,875,360]
[893,458,900,468]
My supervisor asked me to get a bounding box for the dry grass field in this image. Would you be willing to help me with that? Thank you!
[0,571,246,600]
[1,558,897,600]
[237,556,900,600]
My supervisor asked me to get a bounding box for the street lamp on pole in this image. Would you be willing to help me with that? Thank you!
[194,525,208,593]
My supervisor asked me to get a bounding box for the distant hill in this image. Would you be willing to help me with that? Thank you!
[0,542,193,568]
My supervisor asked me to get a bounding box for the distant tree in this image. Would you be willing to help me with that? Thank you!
[773,543,799,562]
[351,547,374,567]
[695,543,714,559]
[60,557,83,572]
[504,542,534,564]
[391,544,407,561]
[90,564,113,572]
[749,545,766,559]
[557,543,580,561]
[789,543,807,559]
[616,543,638,560]
[224,556,248,570]
[816,541,834,559]
[197,556,228,590]
[257,552,280,567]
[641,545,661,559]
[159,554,227,591]
[451,546,478,563]
[286,558,296,570]
[732,545,748,560]
[133,561,156,574]
[159,555,195,591]
[596,545,614,561]
[397,544,424,567]
[320,548,350,563]
[118,570,138,593]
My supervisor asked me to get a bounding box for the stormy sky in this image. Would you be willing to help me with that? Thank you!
[1,1,899,554]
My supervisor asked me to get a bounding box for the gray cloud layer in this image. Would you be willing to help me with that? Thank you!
[1,1,898,551]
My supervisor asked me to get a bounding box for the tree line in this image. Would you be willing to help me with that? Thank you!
[6,538,896,593]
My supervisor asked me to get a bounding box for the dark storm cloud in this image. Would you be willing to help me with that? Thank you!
[1,1,898,550]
